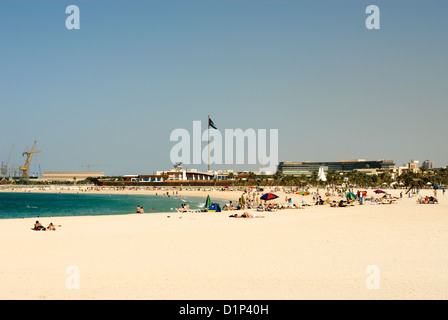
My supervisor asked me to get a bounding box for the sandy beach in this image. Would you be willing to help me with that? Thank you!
[0,186,447,300]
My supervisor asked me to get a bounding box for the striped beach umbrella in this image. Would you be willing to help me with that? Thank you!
[345,192,357,200]
[240,194,246,207]
[260,193,279,201]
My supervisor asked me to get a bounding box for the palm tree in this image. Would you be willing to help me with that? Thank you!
[248,171,257,182]
[273,170,283,185]
[378,172,393,188]
[309,171,318,187]
[397,171,420,188]
[437,168,448,186]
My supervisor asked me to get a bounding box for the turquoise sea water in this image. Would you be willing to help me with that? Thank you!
[0,192,219,220]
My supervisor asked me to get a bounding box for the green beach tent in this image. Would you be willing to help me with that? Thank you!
[205,195,211,208]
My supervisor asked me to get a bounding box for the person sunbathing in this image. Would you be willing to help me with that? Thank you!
[33,221,46,231]
[428,196,438,204]
[47,223,56,231]
[229,201,236,210]
[177,204,188,212]
[330,201,338,207]
[338,201,347,207]
[230,212,264,218]
[242,212,251,218]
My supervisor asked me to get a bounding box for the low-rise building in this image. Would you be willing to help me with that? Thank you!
[39,171,104,182]
[278,159,395,176]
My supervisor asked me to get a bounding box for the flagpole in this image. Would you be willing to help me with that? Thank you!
[208,115,210,172]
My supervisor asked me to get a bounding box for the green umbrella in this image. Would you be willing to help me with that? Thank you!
[345,192,357,200]
[205,195,211,208]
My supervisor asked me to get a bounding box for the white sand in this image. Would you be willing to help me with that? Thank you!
[0,186,447,299]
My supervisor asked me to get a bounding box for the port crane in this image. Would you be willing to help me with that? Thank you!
[1,145,14,182]
[19,140,42,180]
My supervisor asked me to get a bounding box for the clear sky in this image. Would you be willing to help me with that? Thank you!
[1,0,447,176]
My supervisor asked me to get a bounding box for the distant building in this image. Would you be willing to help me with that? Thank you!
[278,159,395,175]
[397,160,420,175]
[124,170,214,183]
[422,160,435,169]
[39,171,104,182]
[122,163,236,184]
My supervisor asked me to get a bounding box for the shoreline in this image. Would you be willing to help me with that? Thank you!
[0,186,236,221]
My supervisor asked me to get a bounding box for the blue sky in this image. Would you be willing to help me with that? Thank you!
[1,0,447,176]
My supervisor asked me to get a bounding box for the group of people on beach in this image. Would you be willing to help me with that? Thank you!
[417,196,439,204]
[32,221,56,231]
[136,205,155,213]
[177,203,191,212]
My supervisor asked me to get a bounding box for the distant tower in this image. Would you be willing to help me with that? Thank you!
[422,160,434,169]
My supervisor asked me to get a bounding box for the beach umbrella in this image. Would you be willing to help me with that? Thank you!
[205,195,211,208]
[345,192,357,200]
[374,189,385,194]
[298,191,310,196]
[240,194,245,206]
[260,193,279,201]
